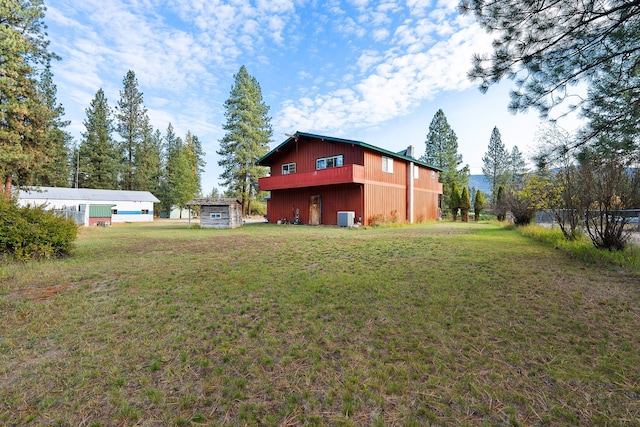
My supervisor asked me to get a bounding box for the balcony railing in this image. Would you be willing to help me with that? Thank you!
[258,164,365,190]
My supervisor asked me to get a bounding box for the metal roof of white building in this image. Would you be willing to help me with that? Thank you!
[18,187,160,203]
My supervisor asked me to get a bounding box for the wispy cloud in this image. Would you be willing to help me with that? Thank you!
[274,7,494,137]
[45,0,524,188]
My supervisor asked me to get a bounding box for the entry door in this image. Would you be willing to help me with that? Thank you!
[309,195,321,225]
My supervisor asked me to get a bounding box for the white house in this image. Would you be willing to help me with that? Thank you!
[18,187,160,226]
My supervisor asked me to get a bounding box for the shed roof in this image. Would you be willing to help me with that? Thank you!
[257,131,444,171]
[18,186,160,203]
[186,198,240,206]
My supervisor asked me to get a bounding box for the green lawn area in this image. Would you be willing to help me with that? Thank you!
[1,221,639,426]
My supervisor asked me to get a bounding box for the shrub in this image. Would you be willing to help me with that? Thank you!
[473,190,486,221]
[0,198,78,261]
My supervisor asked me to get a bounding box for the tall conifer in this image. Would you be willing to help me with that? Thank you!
[420,109,469,211]
[116,70,148,190]
[217,66,272,216]
[78,89,118,189]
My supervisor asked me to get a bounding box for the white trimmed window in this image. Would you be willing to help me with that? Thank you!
[210,213,222,219]
[282,163,296,174]
[414,165,419,179]
[316,155,343,170]
[431,170,436,179]
[382,156,394,173]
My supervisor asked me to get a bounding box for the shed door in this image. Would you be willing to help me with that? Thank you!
[309,195,321,225]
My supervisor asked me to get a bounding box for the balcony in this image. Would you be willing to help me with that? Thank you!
[258,164,365,191]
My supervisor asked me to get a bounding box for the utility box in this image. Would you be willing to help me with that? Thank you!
[338,211,355,227]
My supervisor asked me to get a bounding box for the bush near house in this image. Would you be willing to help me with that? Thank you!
[0,198,78,261]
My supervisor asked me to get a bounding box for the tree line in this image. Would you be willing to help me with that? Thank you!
[458,0,640,251]
[73,71,205,217]
[1,1,272,218]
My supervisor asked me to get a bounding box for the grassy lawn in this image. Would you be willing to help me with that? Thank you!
[1,221,639,426]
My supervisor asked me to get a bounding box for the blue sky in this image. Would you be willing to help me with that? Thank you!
[43,0,582,194]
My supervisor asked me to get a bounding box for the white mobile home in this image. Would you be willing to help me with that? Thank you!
[18,187,160,226]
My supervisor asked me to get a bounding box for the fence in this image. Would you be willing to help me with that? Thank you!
[53,209,86,226]
[535,209,640,231]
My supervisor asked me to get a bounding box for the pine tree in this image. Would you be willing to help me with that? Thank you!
[460,186,471,222]
[169,147,198,216]
[473,190,486,221]
[460,1,640,119]
[495,185,506,221]
[510,146,527,177]
[131,120,163,193]
[482,126,510,204]
[1,0,58,197]
[20,65,72,187]
[159,123,182,215]
[420,109,470,211]
[116,70,148,190]
[184,131,206,195]
[448,182,461,221]
[78,89,118,189]
[217,66,272,216]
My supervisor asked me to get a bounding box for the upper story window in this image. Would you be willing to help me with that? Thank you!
[382,156,394,174]
[282,162,296,175]
[316,155,343,170]
[431,170,436,179]
[414,165,419,179]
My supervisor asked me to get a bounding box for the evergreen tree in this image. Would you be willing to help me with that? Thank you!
[460,186,471,222]
[132,120,163,193]
[43,66,73,187]
[448,181,461,221]
[495,185,506,221]
[420,109,470,210]
[580,62,640,156]
[460,1,640,120]
[184,131,206,195]
[473,190,486,221]
[78,89,118,189]
[116,70,148,190]
[168,147,198,216]
[217,66,272,216]
[20,65,72,187]
[158,123,181,215]
[1,0,58,197]
[482,126,510,203]
[510,146,527,177]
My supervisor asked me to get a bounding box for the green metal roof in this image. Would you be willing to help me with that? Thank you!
[89,204,116,218]
[257,131,443,171]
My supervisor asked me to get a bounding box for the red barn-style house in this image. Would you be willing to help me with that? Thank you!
[257,132,443,226]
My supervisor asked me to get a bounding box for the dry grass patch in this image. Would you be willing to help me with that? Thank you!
[1,221,639,425]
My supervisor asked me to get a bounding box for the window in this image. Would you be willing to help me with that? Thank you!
[210,213,222,220]
[316,155,343,170]
[382,156,394,173]
[414,165,419,179]
[141,209,149,214]
[112,209,118,215]
[431,170,436,179]
[282,163,296,174]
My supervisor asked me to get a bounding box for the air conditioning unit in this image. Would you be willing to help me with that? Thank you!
[337,211,355,227]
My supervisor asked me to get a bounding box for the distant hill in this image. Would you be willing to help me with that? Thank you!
[468,174,491,195]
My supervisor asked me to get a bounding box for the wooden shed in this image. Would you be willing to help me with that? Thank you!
[187,198,243,229]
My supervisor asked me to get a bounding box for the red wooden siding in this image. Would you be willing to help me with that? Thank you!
[259,133,443,226]
[259,164,365,190]
[266,185,363,225]
[266,136,364,177]
[364,183,407,223]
